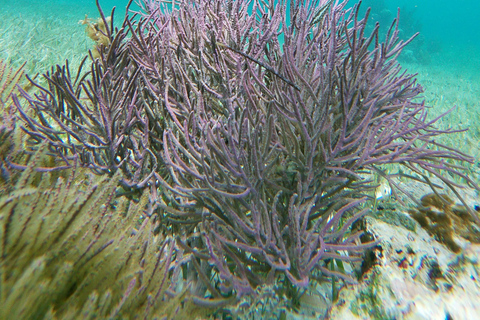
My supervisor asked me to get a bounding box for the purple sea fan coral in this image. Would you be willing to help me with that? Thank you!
[12,4,157,190]
[129,0,478,302]
[11,0,479,307]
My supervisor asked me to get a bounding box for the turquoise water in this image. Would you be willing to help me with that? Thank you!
[357,0,480,69]
[2,0,478,65]
[2,0,479,61]
[360,0,480,48]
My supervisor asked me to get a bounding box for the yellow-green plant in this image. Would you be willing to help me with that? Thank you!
[0,59,25,107]
[0,145,208,319]
[0,59,25,161]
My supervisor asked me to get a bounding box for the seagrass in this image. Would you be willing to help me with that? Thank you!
[0,145,207,319]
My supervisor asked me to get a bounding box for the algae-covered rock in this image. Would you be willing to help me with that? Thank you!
[329,214,480,319]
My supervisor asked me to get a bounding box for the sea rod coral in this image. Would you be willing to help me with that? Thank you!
[11,0,479,308]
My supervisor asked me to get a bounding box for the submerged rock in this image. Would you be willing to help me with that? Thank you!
[329,213,480,319]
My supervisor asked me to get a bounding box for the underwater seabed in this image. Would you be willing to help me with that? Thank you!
[1,0,480,319]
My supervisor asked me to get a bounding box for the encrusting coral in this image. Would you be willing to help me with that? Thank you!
[408,193,480,252]
[6,0,480,315]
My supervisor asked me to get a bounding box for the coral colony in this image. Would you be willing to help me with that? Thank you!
[8,0,479,312]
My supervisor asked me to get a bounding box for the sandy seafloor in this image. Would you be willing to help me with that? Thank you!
[1,0,479,318]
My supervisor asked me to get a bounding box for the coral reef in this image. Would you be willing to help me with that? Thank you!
[6,0,479,314]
